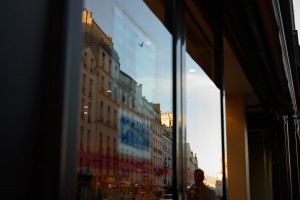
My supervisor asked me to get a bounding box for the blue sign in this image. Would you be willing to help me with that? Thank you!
[119,111,150,158]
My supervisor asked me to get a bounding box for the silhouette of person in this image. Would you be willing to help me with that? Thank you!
[187,168,217,200]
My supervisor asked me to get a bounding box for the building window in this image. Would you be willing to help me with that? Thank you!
[101,76,104,92]
[88,102,92,123]
[100,101,103,120]
[90,58,94,73]
[87,129,90,152]
[114,65,118,78]
[122,91,126,103]
[89,79,93,98]
[109,59,112,75]
[83,52,87,69]
[82,74,86,95]
[107,106,110,124]
[80,126,84,150]
[102,52,105,68]
[113,110,117,127]
[81,98,85,119]
[114,87,117,99]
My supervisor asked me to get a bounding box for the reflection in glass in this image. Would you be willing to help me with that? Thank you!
[186,53,223,199]
[77,1,173,199]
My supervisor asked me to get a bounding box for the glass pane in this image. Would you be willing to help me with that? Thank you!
[186,53,222,199]
[77,1,173,200]
[185,1,223,199]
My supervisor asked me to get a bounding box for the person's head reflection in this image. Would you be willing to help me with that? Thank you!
[188,168,218,200]
[193,168,205,185]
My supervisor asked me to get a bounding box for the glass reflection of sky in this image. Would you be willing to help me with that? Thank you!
[85,0,172,112]
[186,53,222,186]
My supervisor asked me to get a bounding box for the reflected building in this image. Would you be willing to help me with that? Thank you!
[161,112,173,128]
[148,103,164,186]
[161,113,196,188]
[78,8,171,199]
[118,71,152,185]
[162,125,173,188]
[186,143,198,186]
[161,112,173,188]
[79,9,121,197]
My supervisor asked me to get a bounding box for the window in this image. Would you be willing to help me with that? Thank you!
[88,102,92,123]
[90,58,94,73]
[100,101,103,119]
[114,65,118,78]
[87,129,90,152]
[107,106,110,124]
[77,0,172,199]
[82,74,86,95]
[101,75,104,92]
[81,98,85,119]
[83,52,87,69]
[80,126,84,150]
[113,110,117,126]
[89,79,93,98]
[109,59,112,75]
[102,52,105,68]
